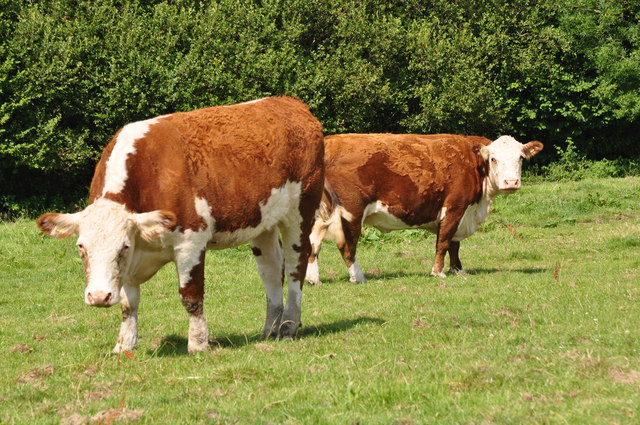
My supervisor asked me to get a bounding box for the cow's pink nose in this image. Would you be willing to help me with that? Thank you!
[87,291,113,307]
[503,179,520,189]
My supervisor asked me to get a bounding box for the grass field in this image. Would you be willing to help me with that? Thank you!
[1,177,639,424]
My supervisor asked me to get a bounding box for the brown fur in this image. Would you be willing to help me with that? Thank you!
[90,97,324,235]
[322,133,491,276]
[325,133,490,226]
[74,96,323,347]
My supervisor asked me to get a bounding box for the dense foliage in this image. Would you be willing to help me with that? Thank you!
[1,0,639,215]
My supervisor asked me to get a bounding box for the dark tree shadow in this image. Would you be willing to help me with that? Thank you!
[148,316,385,357]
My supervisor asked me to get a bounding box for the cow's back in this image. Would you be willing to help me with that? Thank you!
[90,96,324,233]
[324,133,490,226]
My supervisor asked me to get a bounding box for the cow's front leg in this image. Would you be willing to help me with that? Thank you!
[251,229,285,339]
[113,283,140,353]
[432,212,462,278]
[176,249,209,354]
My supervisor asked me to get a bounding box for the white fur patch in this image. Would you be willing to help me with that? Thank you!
[170,197,214,287]
[452,197,492,241]
[348,260,366,283]
[102,117,166,195]
[362,201,444,233]
[486,135,526,192]
[305,258,320,284]
[78,199,134,304]
[208,181,303,248]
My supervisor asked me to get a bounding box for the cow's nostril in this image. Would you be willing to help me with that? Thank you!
[87,291,112,306]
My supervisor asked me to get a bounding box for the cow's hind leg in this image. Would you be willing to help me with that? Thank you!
[113,283,140,353]
[448,241,465,275]
[250,228,285,339]
[338,217,366,283]
[277,202,318,338]
[175,249,209,354]
[305,218,327,285]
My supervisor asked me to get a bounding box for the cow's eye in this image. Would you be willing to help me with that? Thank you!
[491,157,497,164]
[118,243,130,260]
[77,243,87,257]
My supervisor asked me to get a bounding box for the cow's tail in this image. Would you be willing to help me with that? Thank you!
[316,180,353,244]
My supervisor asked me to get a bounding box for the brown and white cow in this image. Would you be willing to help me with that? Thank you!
[305,133,542,284]
[37,96,324,354]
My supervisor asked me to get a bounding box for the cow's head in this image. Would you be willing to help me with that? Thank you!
[37,199,176,307]
[477,136,543,195]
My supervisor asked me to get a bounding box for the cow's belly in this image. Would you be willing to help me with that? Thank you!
[452,198,491,241]
[208,226,266,249]
[362,201,440,233]
[207,180,303,249]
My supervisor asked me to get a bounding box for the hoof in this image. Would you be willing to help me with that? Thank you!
[113,340,136,354]
[305,277,322,286]
[349,276,367,284]
[187,341,210,355]
[260,327,279,340]
[430,270,447,278]
[277,320,300,340]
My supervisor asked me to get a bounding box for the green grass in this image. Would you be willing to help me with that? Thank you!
[1,177,639,424]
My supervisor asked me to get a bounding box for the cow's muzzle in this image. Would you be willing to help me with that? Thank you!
[87,290,114,307]
[499,178,521,192]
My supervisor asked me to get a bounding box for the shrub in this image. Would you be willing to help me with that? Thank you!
[1,0,639,217]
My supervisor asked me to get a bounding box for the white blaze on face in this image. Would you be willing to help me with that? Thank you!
[77,199,135,306]
[486,136,526,193]
[102,117,166,196]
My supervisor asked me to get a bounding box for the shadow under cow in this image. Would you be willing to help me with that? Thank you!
[148,316,385,357]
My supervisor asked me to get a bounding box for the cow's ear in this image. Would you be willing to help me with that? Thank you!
[37,212,80,238]
[133,210,177,241]
[473,144,491,161]
[522,141,543,159]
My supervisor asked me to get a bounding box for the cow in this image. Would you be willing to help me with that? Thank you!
[305,133,543,284]
[37,96,324,354]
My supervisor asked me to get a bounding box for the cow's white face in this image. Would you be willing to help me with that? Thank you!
[37,199,176,307]
[480,136,543,195]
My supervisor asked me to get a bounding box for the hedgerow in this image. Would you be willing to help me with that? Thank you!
[1,0,639,216]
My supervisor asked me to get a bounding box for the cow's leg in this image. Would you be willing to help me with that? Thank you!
[305,218,327,285]
[113,283,140,353]
[250,228,285,339]
[432,212,463,278]
[448,241,465,275]
[278,209,316,339]
[338,217,366,283]
[175,249,209,354]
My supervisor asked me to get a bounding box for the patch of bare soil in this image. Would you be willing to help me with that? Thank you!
[17,364,54,384]
[61,407,144,425]
[9,343,33,354]
[609,368,640,384]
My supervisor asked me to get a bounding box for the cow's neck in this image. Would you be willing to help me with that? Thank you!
[482,176,502,201]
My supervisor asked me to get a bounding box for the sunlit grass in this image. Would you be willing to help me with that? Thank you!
[1,177,639,424]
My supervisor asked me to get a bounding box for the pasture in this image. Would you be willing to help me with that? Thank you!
[1,176,639,424]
